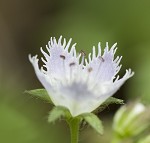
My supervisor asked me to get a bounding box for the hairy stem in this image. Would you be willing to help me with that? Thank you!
[67,118,80,143]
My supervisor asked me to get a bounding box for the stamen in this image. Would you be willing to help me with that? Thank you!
[88,67,93,72]
[69,62,76,82]
[60,55,66,60]
[59,54,67,83]
[80,50,86,66]
[80,50,86,57]
[86,67,93,83]
[93,56,105,81]
[69,62,76,67]
[98,56,105,62]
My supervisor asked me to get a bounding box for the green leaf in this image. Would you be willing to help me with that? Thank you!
[25,89,52,104]
[48,106,71,123]
[94,97,124,113]
[80,113,103,134]
[107,97,124,104]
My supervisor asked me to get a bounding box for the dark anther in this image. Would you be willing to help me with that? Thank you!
[98,56,105,62]
[88,67,93,72]
[60,55,66,60]
[80,50,86,56]
[69,62,76,67]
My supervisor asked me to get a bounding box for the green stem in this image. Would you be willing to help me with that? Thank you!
[67,118,80,143]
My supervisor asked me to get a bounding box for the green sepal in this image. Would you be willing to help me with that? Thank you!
[80,113,103,134]
[48,106,72,123]
[94,97,124,113]
[25,89,53,104]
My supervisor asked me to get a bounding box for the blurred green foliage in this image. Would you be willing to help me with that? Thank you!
[0,0,150,142]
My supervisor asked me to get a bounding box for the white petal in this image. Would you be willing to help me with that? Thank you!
[84,69,134,115]
[85,43,121,82]
[45,80,102,116]
[41,37,80,81]
[29,54,67,106]
[97,70,134,102]
[29,54,52,90]
[44,69,133,117]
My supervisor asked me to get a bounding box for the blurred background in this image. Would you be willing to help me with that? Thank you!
[0,0,150,143]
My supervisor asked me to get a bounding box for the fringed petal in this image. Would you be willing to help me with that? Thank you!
[85,43,122,82]
[40,36,80,82]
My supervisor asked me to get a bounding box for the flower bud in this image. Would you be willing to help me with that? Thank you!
[113,102,150,139]
[138,135,150,143]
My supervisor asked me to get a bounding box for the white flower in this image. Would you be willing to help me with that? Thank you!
[113,103,148,138]
[29,36,134,117]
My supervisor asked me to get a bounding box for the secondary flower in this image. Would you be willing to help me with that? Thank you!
[29,36,134,117]
[138,135,150,143]
[113,102,150,139]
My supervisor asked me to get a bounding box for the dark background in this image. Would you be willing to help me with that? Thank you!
[0,0,150,143]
